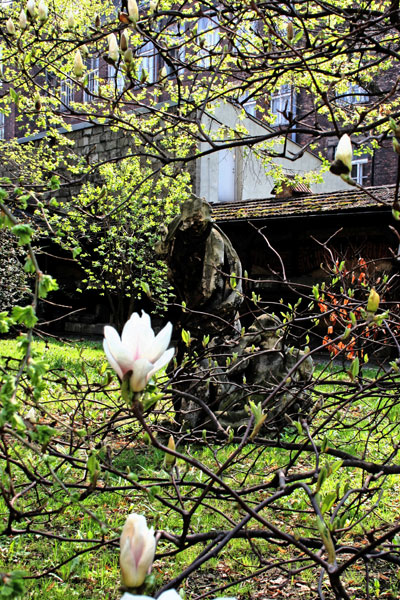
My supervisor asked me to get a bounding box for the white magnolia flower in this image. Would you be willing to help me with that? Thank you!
[334,134,352,173]
[120,514,156,588]
[103,311,174,392]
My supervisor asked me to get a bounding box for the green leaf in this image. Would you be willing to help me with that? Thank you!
[48,175,60,190]
[11,305,38,328]
[321,491,337,515]
[11,224,34,246]
[315,466,327,492]
[23,258,36,273]
[38,274,59,298]
[87,453,100,483]
[9,88,20,106]
[181,329,191,346]
[349,357,359,380]
[0,312,11,333]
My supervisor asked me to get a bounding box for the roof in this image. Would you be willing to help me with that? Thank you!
[211,184,394,223]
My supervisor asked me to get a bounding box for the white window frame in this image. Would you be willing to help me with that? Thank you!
[351,158,368,185]
[108,63,125,93]
[60,78,74,110]
[83,57,99,103]
[137,41,156,84]
[0,112,5,140]
[197,17,220,68]
[165,24,186,77]
[271,84,296,126]
[338,84,369,106]
[239,91,256,117]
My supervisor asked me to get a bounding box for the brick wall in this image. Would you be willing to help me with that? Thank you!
[295,68,400,187]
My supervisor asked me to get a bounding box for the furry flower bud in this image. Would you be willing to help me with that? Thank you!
[120,30,129,52]
[108,33,119,63]
[330,134,353,182]
[164,435,176,468]
[128,0,139,23]
[367,288,380,314]
[19,10,28,30]
[6,18,16,35]
[27,0,36,18]
[124,48,133,63]
[67,12,75,30]
[73,49,84,78]
[38,0,48,22]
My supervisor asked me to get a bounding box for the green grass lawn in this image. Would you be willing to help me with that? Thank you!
[1,337,400,600]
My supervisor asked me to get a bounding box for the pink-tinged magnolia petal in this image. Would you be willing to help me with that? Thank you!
[104,325,134,376]
[148,347,174,379]
[147,322,173,362]
[130,358,154,392]
[135,525,156,586]
[120,514,156,588]
[103,338,123,379]
[120,537,140,588]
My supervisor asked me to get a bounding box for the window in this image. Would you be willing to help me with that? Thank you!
[337,84,368,105]
[239,91,256,116]
[197,17,220,67]
[271,84,296,126]
[351,158,368,185]
[60,78,74,110]
[137,41,156,84]
[164,25,185,77]
[83,58,99,102]
[0,113,5,140]
[108,63,125,93]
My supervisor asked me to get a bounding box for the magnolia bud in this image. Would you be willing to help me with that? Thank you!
[95,13,101,28]
[26,407,37,422]
[120,30,128,52]
[73,49,84,78]
[164,435,176,468]
[149,0,157,14]
[6,18,16,35]
[367,288,380,314]
[34,93,42,110]
[160,65,167,79]
[81,44,89,57]
[123,48,133,64]
[19,10,28,30]
[128,0,139,23]
[27,0,36,19]
[330,134,353,182]
[67,12,75,30]
[108,33,119,63]
[120,514,156,588]
[38,0,48,22]
[287,21,293,41]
